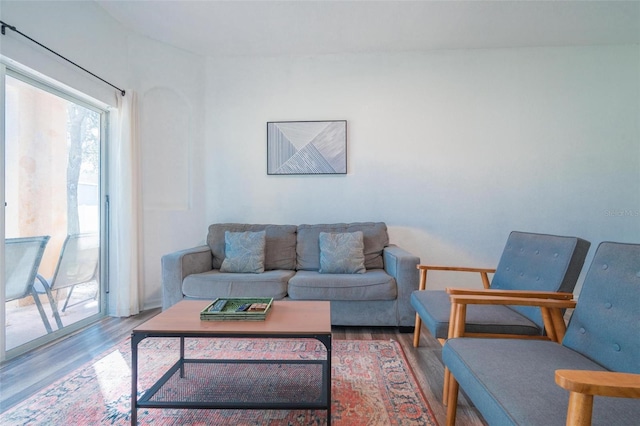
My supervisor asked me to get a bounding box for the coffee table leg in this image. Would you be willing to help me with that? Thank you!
[131,333,144,425]
[327,341,332,426]
[316,334,332,426]
[180,336,185,378]
[327,341,331,426]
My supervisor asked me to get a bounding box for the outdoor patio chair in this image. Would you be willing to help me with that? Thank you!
[35,233,99,320]
[5,235,62,333]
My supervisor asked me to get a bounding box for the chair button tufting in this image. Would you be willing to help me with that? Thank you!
[602,264,608,270]
[535,250,540,255]
[554,253,559,258]
[536,276,540,281]
[614,344,621,352]
[605,302,612,309]
[636,271,640,278]
[580,328,586,334]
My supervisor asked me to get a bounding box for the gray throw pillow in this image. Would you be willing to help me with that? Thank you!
[220,231,266,273]
[319,231,366,274]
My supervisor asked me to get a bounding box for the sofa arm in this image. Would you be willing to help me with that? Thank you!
[384,245,420,326]
[161,245,213,309]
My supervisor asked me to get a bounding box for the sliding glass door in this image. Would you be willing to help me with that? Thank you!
[2,68,107,359]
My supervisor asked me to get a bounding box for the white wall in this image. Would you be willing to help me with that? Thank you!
[0,1,207,310]
[206,46,640,291]
[0,1,128,106]
[2,1,639,307]
[129,35,207,308]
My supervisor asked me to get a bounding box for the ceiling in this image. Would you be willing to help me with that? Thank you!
[96,0,640,57]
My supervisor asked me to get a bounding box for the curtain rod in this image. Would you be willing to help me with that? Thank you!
[1,20,126,96]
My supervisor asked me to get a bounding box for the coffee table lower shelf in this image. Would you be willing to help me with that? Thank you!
[131,334,332,424]
[138,358,330,410]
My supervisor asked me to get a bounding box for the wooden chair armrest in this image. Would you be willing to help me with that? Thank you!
[417,265,496,273]
[555,370,640,398]
[448,294,577,309]
[555,370,640,425]
[448,294,576,343]
[415,265,496,291]
[446,288,573,299]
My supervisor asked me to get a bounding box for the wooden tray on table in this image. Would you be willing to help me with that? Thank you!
[200,297,273,321]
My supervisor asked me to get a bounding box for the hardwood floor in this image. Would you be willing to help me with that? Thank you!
[1,310,485,425]
[0,308,160,412]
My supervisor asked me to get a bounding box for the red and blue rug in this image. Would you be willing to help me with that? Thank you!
[1,338,437,425]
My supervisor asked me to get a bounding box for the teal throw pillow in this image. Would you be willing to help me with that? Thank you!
[319,231,366,274]
[220,230,266,273]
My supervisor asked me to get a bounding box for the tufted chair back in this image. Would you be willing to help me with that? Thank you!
[562,242,640,373]
[490,231,591,329]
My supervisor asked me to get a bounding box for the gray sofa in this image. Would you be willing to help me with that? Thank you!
[162,222,420,328]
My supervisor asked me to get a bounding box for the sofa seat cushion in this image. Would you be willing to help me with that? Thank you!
[182,269,293,300]
[288,270,396,301]
[208,224,297,271]
[411,290,542,339]
[443,338,640,426]
[296,223,388,271]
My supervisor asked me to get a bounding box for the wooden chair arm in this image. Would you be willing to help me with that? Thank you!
[417,265,496,273]
[555,370,640,425]
[446,288,574,299]
[448,294,576,343]
[448,294,577,309]
[555,370,640,398]
[415,265,496,291]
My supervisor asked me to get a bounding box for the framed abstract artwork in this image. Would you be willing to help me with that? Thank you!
[267,120,347,175]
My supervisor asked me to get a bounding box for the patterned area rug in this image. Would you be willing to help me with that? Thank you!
[1,338,437,425]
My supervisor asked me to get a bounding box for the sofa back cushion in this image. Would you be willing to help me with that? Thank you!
[219,231,266,273]
[562,242,640,373]
[208,224,297,271]
[296,222,388,271]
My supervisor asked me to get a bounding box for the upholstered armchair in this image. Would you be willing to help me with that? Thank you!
[442,242,640,425]
[411,231,590,347]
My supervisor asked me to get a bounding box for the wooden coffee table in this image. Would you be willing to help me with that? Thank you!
[131,300,332,425]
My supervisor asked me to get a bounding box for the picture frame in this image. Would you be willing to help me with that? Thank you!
[267,120,347,175]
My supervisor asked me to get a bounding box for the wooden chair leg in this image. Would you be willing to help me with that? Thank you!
[446,375,460,426]
[444,302,463,404]
[443,367,451,405]
[413,314,422,347]
[413,268,428,347]
[566,391,593,426]
[551,308,568,343]
[541,307,558,342]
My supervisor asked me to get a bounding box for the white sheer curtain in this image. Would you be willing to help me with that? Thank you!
[108,90,143,317]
